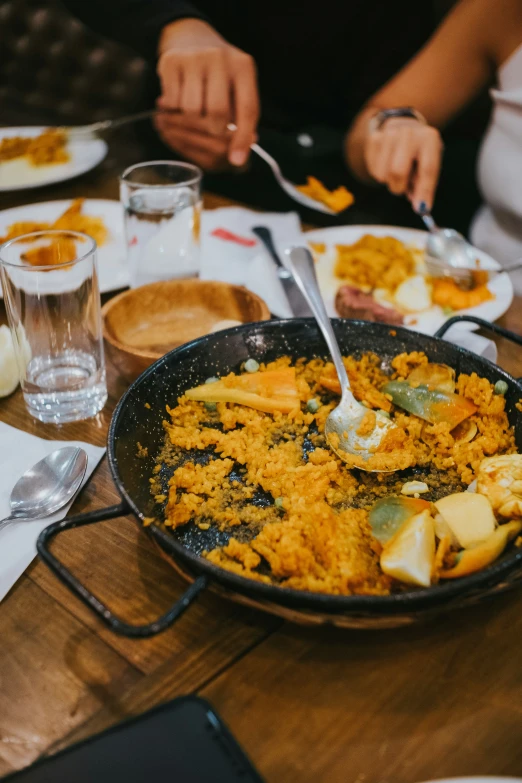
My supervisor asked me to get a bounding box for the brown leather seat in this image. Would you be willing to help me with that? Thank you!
[0,0,148,124]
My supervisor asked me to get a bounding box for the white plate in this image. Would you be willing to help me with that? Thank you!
[305,225,514,335]
[0,199,128,294]
[0,126,107,192]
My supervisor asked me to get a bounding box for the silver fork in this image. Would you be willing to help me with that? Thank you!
[64,112,337,215]
[61,109,160,139]
[249,142,336,215]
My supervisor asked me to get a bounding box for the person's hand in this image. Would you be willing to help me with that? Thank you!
[157,18,259,168]
[154,105,235,172]
[364,117,443,211]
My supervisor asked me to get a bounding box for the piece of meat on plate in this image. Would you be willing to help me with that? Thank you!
[335,284,404,325]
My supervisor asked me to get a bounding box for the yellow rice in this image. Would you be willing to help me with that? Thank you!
[150,352,515,596]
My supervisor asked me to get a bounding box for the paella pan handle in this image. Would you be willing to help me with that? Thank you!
[36,504,209,638]
[434,315,522,347]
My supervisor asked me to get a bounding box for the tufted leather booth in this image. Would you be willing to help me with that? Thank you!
[0,0,149,125]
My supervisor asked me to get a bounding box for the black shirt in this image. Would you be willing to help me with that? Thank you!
[61,0,435,130]
[61,0,481,232]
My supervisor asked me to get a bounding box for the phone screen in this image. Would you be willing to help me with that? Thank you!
[2,697,264,783]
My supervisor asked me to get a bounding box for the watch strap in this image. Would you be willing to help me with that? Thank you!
[369,107,427,133]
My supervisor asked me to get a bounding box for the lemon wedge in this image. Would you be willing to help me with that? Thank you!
[380,509,435,587]
[0,325,19,397]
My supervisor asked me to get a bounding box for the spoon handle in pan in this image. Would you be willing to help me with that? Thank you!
[287,246,351,393]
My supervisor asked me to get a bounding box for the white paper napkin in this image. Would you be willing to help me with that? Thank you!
[200,207,303,317]
[0,422,105,602]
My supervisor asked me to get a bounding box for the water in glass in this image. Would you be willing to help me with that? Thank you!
[0,230,107,424]
[120,161,202,288]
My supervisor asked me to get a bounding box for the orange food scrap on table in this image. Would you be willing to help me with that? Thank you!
[297,176,354,213]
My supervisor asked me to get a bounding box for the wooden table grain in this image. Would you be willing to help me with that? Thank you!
[1,139,522,782]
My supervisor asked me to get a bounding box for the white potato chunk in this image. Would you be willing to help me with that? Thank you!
[393,275,432,313]
[433,513,460,548]
[434,493,496,549]
[380,509,435,587]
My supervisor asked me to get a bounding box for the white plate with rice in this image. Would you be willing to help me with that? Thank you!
[305,224,513,335]
[0,126,107,192]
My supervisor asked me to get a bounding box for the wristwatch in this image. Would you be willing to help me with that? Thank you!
[368,107,427,133]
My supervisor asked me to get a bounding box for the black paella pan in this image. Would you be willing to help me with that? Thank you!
[37,315,522,637]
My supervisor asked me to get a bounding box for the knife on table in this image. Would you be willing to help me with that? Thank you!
[252,226,313,318]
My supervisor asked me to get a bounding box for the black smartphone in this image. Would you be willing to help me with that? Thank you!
[2,696,264,782]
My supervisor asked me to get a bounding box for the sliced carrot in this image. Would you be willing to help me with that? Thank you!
[185,368,300,414]
[223,368,298,398]
[318,374,392,412]
[319,376,341,394]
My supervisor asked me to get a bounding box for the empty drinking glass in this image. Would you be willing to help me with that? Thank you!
[0,230,107,423]
[120,160,202,287]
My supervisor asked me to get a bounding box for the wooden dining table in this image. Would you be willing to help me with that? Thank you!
[1,134,522,783]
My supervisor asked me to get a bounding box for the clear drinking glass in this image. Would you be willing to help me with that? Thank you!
[120,160,202,288]
[0,230,107,423]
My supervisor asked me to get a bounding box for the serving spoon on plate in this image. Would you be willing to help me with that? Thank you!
[287,246,400,472]
[420,208,477,269]
[420,209,522,287]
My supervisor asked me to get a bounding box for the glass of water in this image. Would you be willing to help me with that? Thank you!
[120,160,202,288]
[0,230,107,423]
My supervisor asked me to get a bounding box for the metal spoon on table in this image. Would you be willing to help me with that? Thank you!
[286,246,399,472]
[0,447,88,531]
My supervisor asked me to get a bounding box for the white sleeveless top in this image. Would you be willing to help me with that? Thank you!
[470,43,522,292]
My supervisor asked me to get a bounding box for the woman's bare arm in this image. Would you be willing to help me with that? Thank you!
[346,0,522,208]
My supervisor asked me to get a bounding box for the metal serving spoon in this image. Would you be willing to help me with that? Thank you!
[0,447,88,531]
[425,254,522,289]
[287,246,398,471]
[420,208,477,269]
[64,112,336,216]
[420,209,522,287]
